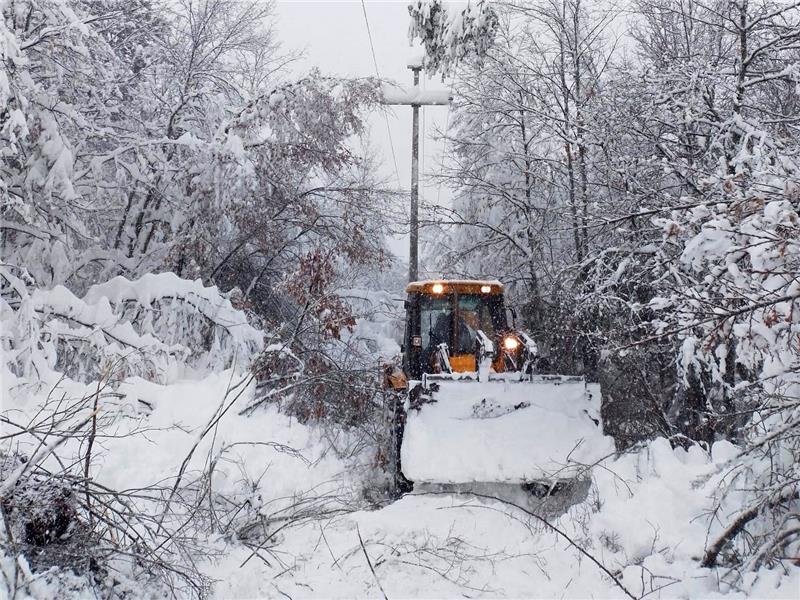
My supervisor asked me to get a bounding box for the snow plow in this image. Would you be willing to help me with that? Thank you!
[384,280,612,512]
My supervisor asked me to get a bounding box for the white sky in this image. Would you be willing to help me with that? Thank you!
[273,0,457,263]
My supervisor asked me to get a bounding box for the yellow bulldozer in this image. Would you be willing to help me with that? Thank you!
[385,279,612,510]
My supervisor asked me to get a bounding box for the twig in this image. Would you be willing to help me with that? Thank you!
[84,373,107,528]
[357,524,389,600]
[159,372,254,526]
[418,491,637,600]
[0,411,96,498]
[702,489,800,568]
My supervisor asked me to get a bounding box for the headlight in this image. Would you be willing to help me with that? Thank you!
[480,285,492,293]
[431,283,445,294]
[503,336,520,351]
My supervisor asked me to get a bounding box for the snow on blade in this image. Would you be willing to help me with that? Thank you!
[401,378,614,483]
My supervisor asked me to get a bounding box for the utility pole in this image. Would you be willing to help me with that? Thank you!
[382,60,450,282]
[409,66,421,283]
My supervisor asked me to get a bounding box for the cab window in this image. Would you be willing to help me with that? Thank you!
[419,294,453,349]
[458,294,505,339]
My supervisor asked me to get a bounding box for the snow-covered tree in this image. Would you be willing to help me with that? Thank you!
[417,1,617,374]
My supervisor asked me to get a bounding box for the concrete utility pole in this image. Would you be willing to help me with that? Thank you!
[409,66,421,284]
[381,60,450,282]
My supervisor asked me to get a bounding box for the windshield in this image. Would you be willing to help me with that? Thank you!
[458,294,504,336]
[420,294,452,350]
[419,293,506,356]
[456,294,505,352]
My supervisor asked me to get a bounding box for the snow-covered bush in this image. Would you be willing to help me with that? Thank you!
[1,268,262,385]
[652,130,800,575]
[0,378,203,598]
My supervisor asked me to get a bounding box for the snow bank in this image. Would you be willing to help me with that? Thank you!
[402,379,614,483]
[209,437,799,599]
[0,366,362,599]
[97,372,349,514]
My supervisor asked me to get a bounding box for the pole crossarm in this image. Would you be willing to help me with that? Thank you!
[382,66,452,282]
[381,83,451,106]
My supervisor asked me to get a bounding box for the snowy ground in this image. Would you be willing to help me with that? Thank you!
[5,369,797,599]
[212,425,799,599]
[2,278,797,599]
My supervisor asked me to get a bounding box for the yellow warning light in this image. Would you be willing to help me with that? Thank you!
[431,283,445,294]
[480,285,492,293]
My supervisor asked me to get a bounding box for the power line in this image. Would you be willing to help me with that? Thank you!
[436,63,457,207]
[360,0,403,189]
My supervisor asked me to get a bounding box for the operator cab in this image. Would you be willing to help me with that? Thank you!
[403,280,513,378]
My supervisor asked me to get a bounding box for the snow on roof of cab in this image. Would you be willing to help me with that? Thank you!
[405,279,504,294]
[408,279,503,286]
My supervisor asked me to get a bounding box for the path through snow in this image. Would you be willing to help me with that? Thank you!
[210,438,798,599]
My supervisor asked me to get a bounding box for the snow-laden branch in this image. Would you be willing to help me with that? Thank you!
[1,269,263,383]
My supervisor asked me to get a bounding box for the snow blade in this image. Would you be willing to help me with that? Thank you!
[412,480,593,516]
[400,375,614,510]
